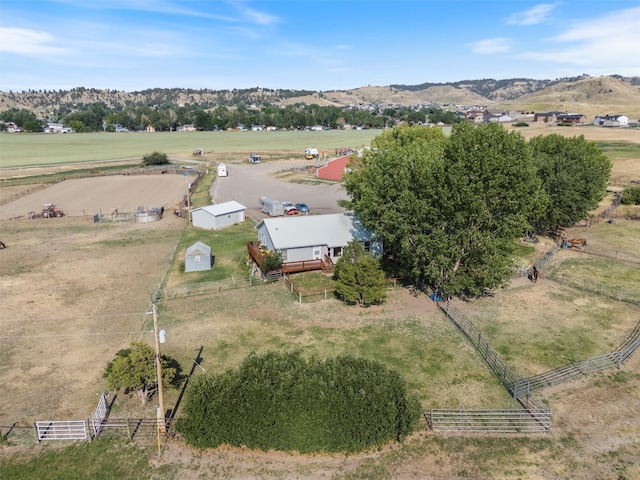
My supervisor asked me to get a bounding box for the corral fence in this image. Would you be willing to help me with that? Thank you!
[515,318,640,396]
[427,297,552,432]
[283,275,398,303]
[153,274,264,301]
[428,407,551,433]
[1,392,170,445]
[551,272,640,306]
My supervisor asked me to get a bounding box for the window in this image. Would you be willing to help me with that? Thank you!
[363,241,371,252]
[333,246,342,257]
[194,255,201,263]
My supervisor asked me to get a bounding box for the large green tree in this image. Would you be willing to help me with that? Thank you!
[342,123,546,296]
[103,341,178,406]
[334,240,387,306]
[530,134,611,233]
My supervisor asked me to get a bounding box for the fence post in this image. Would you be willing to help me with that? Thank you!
[126,419,132,440]
[33,422,39,442]
[86,418,92,442]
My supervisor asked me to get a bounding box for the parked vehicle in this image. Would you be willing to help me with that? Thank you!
[304,147,318,160]
[259,197,285,216]
[248,153,262,163]
[295,203,310,213]
[217,163,228,177]
[285,207,299,215]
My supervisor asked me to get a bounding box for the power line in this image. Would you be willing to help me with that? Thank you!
[0,330,153,340]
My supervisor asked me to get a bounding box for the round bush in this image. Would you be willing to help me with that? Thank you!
[621,186,640,205]
[175,351,422,453]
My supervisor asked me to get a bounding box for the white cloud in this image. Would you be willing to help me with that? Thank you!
[470,38,513,54]
[519,7,640,74]
[240,6,279,26]
[507,3,556,26]
[0,27,71,56]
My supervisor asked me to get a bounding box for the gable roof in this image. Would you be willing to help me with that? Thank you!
[186,241,211,256]
[191,201,246,217]
[257,213,372,249]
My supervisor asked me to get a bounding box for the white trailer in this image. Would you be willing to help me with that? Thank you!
[259,197,285,216]
[217,163,228,177]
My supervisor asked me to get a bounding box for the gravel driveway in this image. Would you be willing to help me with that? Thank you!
[210,160,349,221]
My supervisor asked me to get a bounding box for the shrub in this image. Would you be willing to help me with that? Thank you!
[175,351,422,453]
[141,151,169,166]
[621,185,640,205]
[259,249,283,272]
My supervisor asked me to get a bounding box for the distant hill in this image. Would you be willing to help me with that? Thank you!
[1,75,638,118]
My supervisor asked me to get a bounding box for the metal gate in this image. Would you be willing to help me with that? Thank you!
[36,420,88,441]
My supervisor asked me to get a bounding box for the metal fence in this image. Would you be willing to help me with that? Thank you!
[439,300,519,396]
[35,420,89,441]
[154,274,266,301]
[551,272,640,305]
[429,407,551,433]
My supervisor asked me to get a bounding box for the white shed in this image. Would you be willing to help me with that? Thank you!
[185,241,212,272]
[191,201,246,230]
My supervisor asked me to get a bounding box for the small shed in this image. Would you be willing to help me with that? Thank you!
[185,241,212,272]
[191,201,246,230]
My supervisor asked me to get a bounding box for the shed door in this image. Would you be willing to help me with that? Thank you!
[312,246,322,260]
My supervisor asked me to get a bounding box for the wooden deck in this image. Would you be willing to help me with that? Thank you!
[247,241,334,274]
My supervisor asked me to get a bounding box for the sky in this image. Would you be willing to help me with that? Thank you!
[0,0,639,92]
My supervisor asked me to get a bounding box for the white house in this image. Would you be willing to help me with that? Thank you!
[184,241,212,272]
[594,114,629,127]
[190,201,246,230]
[255,213,382,265]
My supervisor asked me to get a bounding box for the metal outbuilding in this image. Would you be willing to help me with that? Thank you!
[190,201,246,230]
[185,241,212,272]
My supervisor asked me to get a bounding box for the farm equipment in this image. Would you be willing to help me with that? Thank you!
[304,147,319,160]
[248,153,262,164]
[42,203,64,218]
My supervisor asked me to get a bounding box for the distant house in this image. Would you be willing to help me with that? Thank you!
[317,154,351,182]
[254,213,382,268]
[250,125,264,131]
[190,201,246,230]
[184,241,212,272]
[556,113,587,125]
[533,111,565,124]
[177,124,196,132]
[594,114,629,127]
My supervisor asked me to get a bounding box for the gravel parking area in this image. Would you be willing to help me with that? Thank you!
[210,160,348,221]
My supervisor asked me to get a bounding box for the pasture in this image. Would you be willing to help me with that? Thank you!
[0,129,381,169]
[1,127,639,479]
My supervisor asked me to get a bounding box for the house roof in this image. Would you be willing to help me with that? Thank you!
[257,213,372,250]
[186,241,211,256]
[191,201,246,217]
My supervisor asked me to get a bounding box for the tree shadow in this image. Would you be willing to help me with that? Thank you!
[168,346,203,420]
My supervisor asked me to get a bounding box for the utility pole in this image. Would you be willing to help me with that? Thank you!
[152,304,166,434]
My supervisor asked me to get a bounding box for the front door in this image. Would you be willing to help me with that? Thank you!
[312,246,322,260]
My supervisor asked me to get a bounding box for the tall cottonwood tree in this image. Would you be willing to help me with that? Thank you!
[529,134,611,233]
[342,123,546,296]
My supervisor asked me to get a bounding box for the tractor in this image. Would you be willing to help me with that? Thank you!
[42,203,64,218]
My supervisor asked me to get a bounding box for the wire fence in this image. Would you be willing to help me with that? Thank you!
[550,272,640,305]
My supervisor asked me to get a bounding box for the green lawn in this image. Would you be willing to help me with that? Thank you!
[0,130,381,168]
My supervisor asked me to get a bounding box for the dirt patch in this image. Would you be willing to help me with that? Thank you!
[0,174,189,220]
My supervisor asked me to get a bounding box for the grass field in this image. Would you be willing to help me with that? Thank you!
[1,126,639,479]
[0,130,381,168]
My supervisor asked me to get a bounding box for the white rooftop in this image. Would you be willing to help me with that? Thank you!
[191,201,246,216]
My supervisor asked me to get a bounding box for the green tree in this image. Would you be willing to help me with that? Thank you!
[342,123,545,296]
[334,240,387,306]
[530,134,611,233]
[103,341,178,406]
[141,151,169,166]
